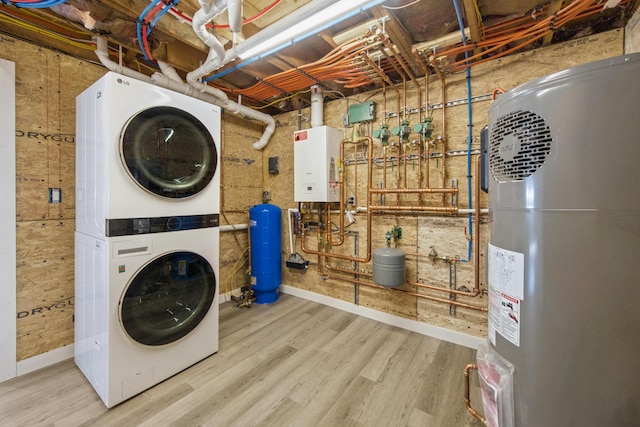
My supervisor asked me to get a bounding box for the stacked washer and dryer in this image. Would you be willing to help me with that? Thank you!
[75,72,221,408]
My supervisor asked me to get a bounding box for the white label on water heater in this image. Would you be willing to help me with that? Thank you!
[488,244,524,347]
[488,244,524,300]
[489,289,521,347]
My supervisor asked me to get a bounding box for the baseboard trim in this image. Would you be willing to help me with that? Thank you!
[16,344,74,377]
[280,285,484,350]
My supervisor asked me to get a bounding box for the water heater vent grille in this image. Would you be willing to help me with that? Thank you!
[490,109,552,183]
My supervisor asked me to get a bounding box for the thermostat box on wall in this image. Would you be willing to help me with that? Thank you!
[293,125,342,202]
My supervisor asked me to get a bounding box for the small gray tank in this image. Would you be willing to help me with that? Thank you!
[372,247,405,287]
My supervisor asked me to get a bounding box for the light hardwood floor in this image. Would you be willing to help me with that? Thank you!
[0,294,484,426]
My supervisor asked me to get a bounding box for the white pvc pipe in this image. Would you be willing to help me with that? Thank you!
[287,208,299,256]
[220,223,248,232]
[310,85,323,127]
[188,0,242,83]
[458,209,489,214]
[93,37,275,151]
[226,0,243,33]
[150,67,276,150]
[94,38,152,83]
[157,61,183,83]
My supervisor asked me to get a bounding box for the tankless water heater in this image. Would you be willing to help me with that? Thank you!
[293,125,342,202]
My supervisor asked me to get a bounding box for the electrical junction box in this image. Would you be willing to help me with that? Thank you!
[268,156,279,174]
[348,101,376,124]
[294,125,342,202]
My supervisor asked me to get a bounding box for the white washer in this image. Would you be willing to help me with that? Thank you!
[76,72,221,239]
[74,227,219,408]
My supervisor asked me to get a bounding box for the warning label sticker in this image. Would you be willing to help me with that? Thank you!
[489,289,521,347]
[294,130,308,142]
[488,244,524,347]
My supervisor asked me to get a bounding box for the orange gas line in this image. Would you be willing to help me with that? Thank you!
[448,0,594,70]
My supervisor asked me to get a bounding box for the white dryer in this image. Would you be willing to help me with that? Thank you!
[76,72,221,239]
[74,224,219,408]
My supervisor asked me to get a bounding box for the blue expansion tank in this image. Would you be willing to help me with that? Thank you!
[249,203,282,304]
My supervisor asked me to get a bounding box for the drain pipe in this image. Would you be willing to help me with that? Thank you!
[94,37,152,83]
[95,36,275,150]
[188,0,241,84]
[158,61,183,83]
[154,62,276,150]
[184,0,274,150]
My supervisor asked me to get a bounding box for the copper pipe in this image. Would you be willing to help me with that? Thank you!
[328,137,363,247]
[410,48,432,192]
[360,53,399,96]
[383,83,387,124]
[464,364,487,425]
[369,205,458,213]
[382,146,388,189]
[380,31,421,101]
[324,259,484,298]
[429,56,447,204]
[377,44,405,78]
[410,280,482,298]
[301,137,374,263]
[370,187,458,194]
[328,275,488,312]
[425,137,430,191]
[403,141,408,190]
[327,140,346,247]
[417,141,424,205]
[410,47,430,110]
[352,140,359,207]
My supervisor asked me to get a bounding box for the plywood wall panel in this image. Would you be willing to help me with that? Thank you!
[1,35,106,360]
[276,30,623,339]
[219,230,249,297]
[15,220,74,360]
[221,115,264,211]
[626,7,640,53]
[1,28,625,360]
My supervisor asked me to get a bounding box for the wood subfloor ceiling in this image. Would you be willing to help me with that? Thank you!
[0,294,483,426]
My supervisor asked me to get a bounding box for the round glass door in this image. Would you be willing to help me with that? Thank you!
[120,251,216,346]
[120,106,217,198]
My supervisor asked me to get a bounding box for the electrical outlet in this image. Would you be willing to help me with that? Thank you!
[48,188,62,203]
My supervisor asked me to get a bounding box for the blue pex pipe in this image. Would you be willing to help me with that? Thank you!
[452,0,474,262]
[151,0,179,29]
[12,0,67,8]
[137,0,161,60]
